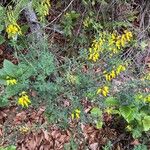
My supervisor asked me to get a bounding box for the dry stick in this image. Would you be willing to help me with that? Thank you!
[23,2,42,40]
[44,0,75,28]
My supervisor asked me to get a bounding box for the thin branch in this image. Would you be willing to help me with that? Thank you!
[44,0,75,28]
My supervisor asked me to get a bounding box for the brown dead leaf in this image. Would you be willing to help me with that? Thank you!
[42,129,50,141]
[37,107,45,116]
[51,130,61,139]
[0,128,3,137]
[13,111,27,124]
[58,134,67,143]
[130,139,140,145]
[89,143,99,150]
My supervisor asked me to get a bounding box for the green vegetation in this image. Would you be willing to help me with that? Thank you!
[0,0,149,149]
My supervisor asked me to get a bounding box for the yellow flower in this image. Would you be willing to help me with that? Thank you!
[104,73,111,81]
[121,34,126,47]
[6,23,22,38]
[19,125,30,134]
[88,51,100,62]
[6,76,17,85]
[18,92,31,107]
[71,109,81,119]
[124,30,133,42]
[116,39,121,49]
[97,86,109,97]
[110,70,116,79]
[116,65,126,75]
[111,33,116,40]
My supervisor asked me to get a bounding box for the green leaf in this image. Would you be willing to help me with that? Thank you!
[142,116,150,131]
[132,128,142,139]
[91,107,102,117]
[0,35,5,44]
[105,97,119,106]
[0,68,7,77]
[3,59,17,76]
[119,106,136,123]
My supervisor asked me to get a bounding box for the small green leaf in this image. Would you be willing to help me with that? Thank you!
[96,120,103,129]
[142,116,150,131]
[91,107,102,117]
[105,97,119,106]
[140,41,148,51]
[132,128,142,139]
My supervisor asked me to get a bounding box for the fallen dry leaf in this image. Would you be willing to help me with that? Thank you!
[89,143,99,150]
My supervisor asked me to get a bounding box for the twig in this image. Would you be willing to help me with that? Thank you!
[44,0,75,28]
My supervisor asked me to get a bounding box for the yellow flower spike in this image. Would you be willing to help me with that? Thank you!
[121,34,126,47]
[71,109,81,120]
[116,65,126,75]
[18,92,31,108]
[102,90,107,97]
[110,70,116,79]
[111,33,116,40]
[97,86,109,97]
[6,76,17,85]
[121,65,126,71]
[105,74,111,81]
[124,30,133,42]
[116,40,121,49]
[103,86,109,93]
[75,109,81,114]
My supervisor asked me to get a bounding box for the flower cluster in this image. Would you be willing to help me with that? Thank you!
[18,91,31,107]
[88,30,133,62]
[6,23,22,39]
[88,33,104,62]
[6,76,17,85]
[104,64,126,81]
[71,109,81,119]
[109,30,133,53]
[97,86,109,97]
